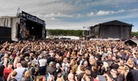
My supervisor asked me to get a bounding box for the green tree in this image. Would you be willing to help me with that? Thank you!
[132,32,138,38]
[47,29,83,37]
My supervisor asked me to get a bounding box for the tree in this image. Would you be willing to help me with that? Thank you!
[47,29,83,37]
[132,32,138,38]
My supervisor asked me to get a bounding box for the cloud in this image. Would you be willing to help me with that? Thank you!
[87,12,94,16]
[44,13,73,18]
[127,8,138,12]
[51,17,56,20]
[84,0,138,6]
[76,14,82,17]
[96,10,113,16]
[86,9,125,16]
[46,19,99,30]
[0,0,137,30]
[96,9,125,16]
[89,12,138,23]
[0,0,76,16]
[116,9,125,13]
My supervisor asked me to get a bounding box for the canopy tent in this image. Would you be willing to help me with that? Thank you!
[124,39,138,47]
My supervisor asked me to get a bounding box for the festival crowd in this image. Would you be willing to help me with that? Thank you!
[0,39,138,81]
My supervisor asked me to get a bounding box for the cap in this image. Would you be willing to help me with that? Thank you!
[49,61,54,65]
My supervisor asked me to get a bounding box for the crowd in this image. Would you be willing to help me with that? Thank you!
[0,39,138,81]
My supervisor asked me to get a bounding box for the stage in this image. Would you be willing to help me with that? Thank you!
[0,11,46,41]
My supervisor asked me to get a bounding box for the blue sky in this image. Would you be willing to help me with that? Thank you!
[0,0,138,31]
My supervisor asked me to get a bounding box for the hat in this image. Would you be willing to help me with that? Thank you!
[49,61,54,65]
[25,56,29,60]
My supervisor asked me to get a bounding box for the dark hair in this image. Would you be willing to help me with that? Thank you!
[101,67,111,75]
[57,73,62,78]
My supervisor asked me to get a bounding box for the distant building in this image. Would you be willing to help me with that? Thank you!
[53,36,80,40]
[86,20,133,40]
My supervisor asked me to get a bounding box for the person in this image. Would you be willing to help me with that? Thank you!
[46,61,56,80]
[81,70,93,81]
[26,62,35,79]
[14,63,26,81]
[82,60,90,70]
[47,75,54,81]
[55,63,62,80]
[21,70,33,81]
[71,58,78,74]
[126,58,135,70]
[61,58,70,80]
[109,68,118,81]
[0,64,5,81]
[68,70,76,81]
[38,55,47,75]
[117,65,126,81]
[47,50,56,64]
[3,53,9,67]
[7,70,17,81]
[126,68,138,81]
[76,65,85,81]
[36,75,46,81]
[91,65,100,80]
[3,62,13,81]
[56,73,64,81]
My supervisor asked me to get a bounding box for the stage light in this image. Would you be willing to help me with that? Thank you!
[32,27,34,29]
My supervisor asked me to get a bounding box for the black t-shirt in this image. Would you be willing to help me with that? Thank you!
[47,57,56,64]
[9,78,17,81]
[127,69,138,81]
[0,65,4,77]
[77,73,85,81]
[117,74,124,81]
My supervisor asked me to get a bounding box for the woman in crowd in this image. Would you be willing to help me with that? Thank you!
[81,70,92,81]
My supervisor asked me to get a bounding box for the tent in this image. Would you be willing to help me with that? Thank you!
[124,39,138,47]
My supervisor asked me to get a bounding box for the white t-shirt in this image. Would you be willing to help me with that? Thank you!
[15,67,26,81]
[32,59,39,65]
[39,59,47,67]
[62,63,69,73]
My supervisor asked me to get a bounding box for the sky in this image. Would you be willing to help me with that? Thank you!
[0,0,138,31]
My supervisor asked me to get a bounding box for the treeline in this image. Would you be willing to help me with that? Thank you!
[47,29,83,37]
[47,29,138,38]
[132,32,138,38]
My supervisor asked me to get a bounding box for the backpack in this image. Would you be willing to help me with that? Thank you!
[27,66,35,75]
[23,66,35,76]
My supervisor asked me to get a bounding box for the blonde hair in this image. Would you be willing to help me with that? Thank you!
[85,70,91,76]
[127,58,134,67]
[36,75,46,81]
[89,58,97,67]
[24,70,31,78]
[56,78,64,81]
[124,65,129,80]
[82,70,92,81]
